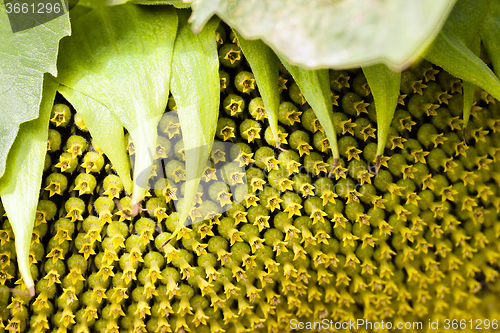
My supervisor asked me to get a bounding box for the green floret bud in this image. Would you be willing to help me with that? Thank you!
[36,200,57,226]
[55,152,78,174]
[247,204,270,232]
[438,71,462,93]
[231,185,249,205]
[174,140,185,161]
[408,94,437,118]
[292,173,314,198]
[82,216,104,242]
[401,70,427,95]
[240,119,262,143]
[155,136,172,160]
[220,162,246,187]
[145,197,168,224]
[278,150,301,176]
[235,71,256,94]
[392,109,416,133]
[417,123,439,148]
[164,160,186,183]
[65,135,88,158]
[44,173,68,197]
[81,152,104,173]
[353,117,376,141]
[254,147,278,172]
[216,118,236,141]
[219,70,230,92]
[289,130,312,156]
[158,113,181,139]
[74,113,88,132]
[209,182,232,207]
[304,196,327,224]
[338,136,360,161]
[249,97,267,120]
[73,173,97,196]
[304,152,329,176]
[289,83,306,105]
[102,174,123,199]
[281,191,303,219]
[329,70,350,91]
[274,212,300,242]
[47,129,61,152]
[223,94,245,117]
[278,102,302,126]
[268,167,293,192]
[352,72,371,97]
[229,142,253,167]
[264,125,288,147]
[342,92,369,116]
[219,44,242,68]
[50,104,72,127]
[259,186,282,212]
[134,217,156,244]
[313,131,331,153]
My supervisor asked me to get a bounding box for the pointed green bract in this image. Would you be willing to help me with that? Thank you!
[0,4,70,177]
[480,0,500,77]
[424,0,500,102]
[58,87,133,194]
[280,59,339,163]
[462,82,478,133]
[462,34,481,131]
[56,4,178,207]
[169,12,220,240]
[129,0,192,8]
[424,39,500,100]
[234,30,281,148]
[0,75,58,296]
[362,64,401,162]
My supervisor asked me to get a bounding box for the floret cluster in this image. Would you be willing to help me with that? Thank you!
[0,23,499,333]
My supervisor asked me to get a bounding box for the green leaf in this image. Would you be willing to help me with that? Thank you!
[480,0,500,77]
[0,4,70,177]
[68,5,93,21]
[233,30,281,148]
[0,127,20,179]
[279,58,339,164]
[189,0,456,70]
[423,0,500,101]
[56,4,178,208]
[58,87,133,194]
[362,64,401,167]
[0,74,58,296]
[168,11,220,240]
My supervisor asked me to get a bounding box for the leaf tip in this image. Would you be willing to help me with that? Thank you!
[130,194,144,216]
[375,155,382,174]
[276,143,287,152]
[327,158,340,179]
